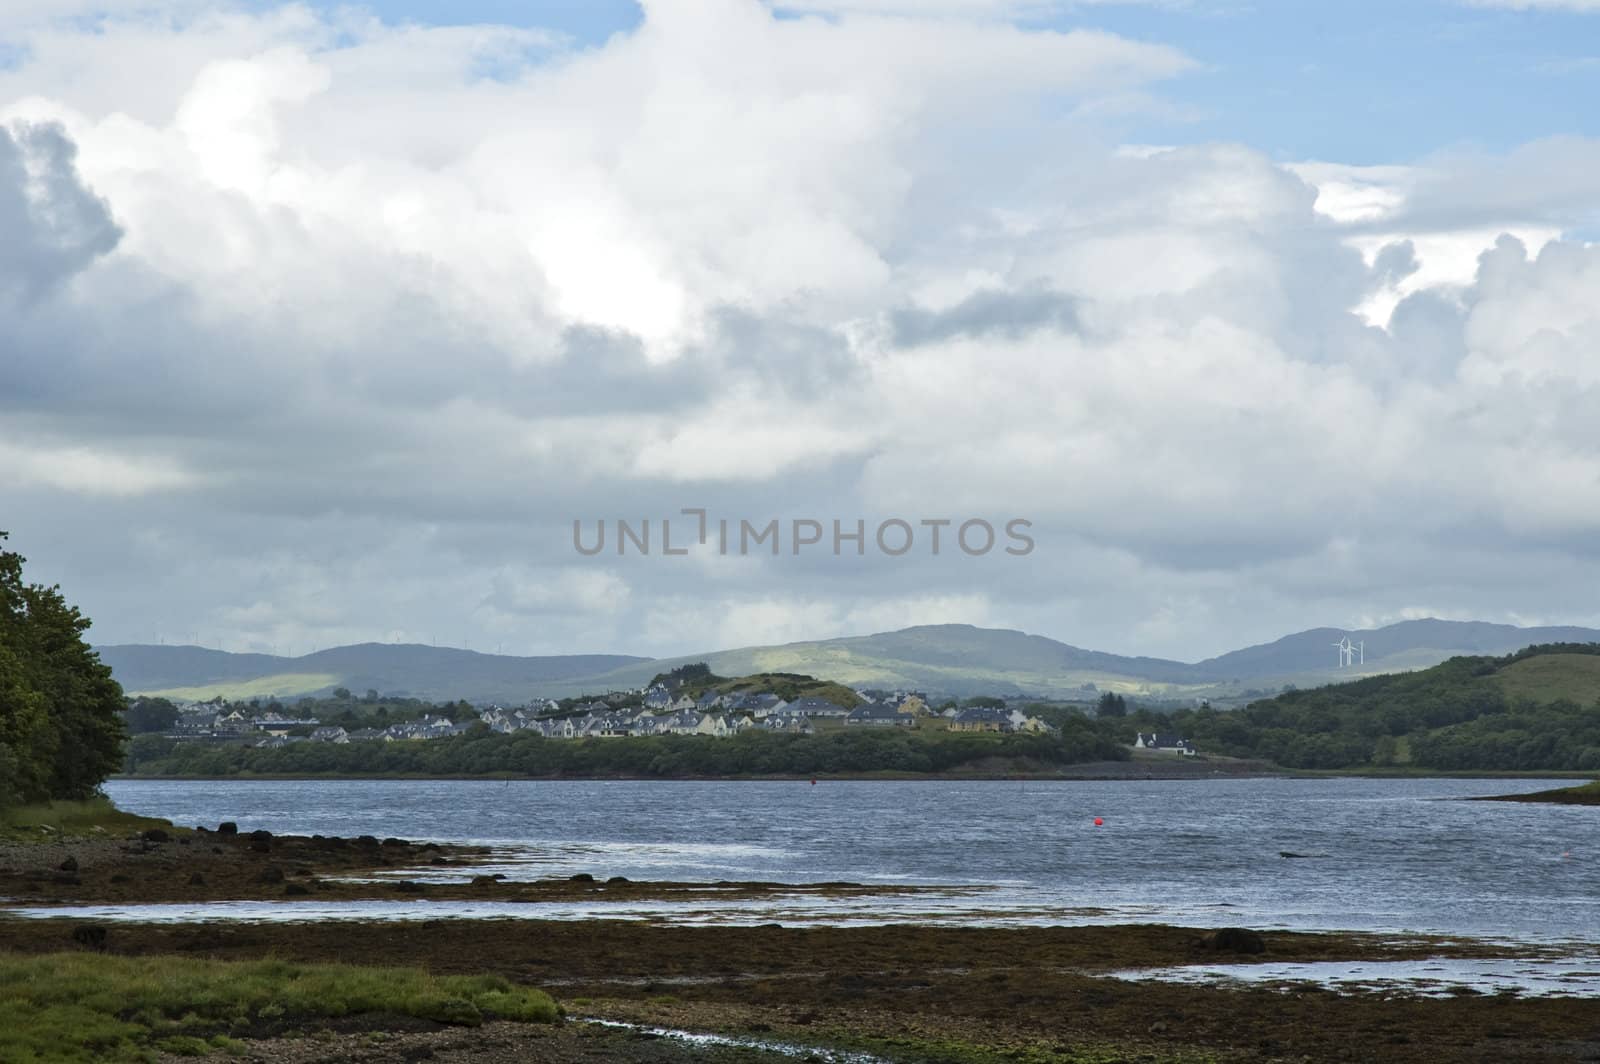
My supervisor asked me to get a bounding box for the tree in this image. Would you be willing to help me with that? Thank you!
[124,697,180,735]
[1097,692,1127,718]
[0,532,127,804]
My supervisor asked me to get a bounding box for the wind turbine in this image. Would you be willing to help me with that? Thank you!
[1332,637,1355,668]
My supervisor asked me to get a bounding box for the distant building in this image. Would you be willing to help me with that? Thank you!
[1135,733,1196,756]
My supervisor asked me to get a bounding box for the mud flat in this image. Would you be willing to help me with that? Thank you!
[5,824,1600,1062]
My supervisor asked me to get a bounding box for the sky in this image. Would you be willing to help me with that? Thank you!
[2,0,1599,662]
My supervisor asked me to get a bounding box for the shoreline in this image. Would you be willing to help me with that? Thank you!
[5,824,1598,1061]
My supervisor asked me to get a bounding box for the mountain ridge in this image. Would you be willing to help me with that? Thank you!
[95,618,1600,704]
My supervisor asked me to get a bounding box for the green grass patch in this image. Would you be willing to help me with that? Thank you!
[1492,654,1600,706]
[132,672,344,701]
[0,951,561,1062]
[0,797,178,841]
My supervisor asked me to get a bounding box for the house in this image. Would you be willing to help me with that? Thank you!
[1007,710,1056,734]
[727,692,788,717]
[949,707,1014,733]
[693,713,732,737]
[762,714,814,735]
[695,690,726,711]
[347,728,385,742]
[845,703,915,727]
[1135,733,1196,756]
[665,710,705,735]
[642,685,673,710]
[669,694,698,712]
[785,697,851,718]
[309,726,349,744]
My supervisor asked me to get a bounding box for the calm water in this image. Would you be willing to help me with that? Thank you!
[96,776,1600,944]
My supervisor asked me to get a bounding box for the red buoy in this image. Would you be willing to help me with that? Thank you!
[1093,817,1104,826]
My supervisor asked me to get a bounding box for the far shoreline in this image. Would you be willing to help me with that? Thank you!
[107,765,1590,784]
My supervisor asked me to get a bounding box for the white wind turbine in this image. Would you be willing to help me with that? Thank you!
[1332,636,1356,668]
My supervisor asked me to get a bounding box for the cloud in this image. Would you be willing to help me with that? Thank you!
[0,121,121,298]
[1,1,1599,663]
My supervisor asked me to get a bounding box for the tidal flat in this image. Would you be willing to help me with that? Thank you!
[4,824,1600,1063]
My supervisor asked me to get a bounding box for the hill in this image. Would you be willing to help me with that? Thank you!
[95,619,1600,704]
[1193,619,1600,683]
[96,644,650,703]
[1141,643,1600,771]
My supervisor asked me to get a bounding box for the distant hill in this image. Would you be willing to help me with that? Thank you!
[95,644,650,703]
[1160,643,1600,771]
[96,618,1600,704]
[1194,619,1600,683]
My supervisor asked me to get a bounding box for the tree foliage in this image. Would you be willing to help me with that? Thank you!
[1114,645,1600,770]
[0,532,127,804]
[129,720,1126,779]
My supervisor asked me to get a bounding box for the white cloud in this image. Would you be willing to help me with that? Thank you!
[2,1,1599,661]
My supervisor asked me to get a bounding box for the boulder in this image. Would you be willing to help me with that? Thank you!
[58,856,79,873]
[217,822,238,835]
[284,883,311,896]
[71,925,107,951]
[188,872,206,886]
[141,829,170,844]
[256,866,285,885]
[568,873,595,883]
[1202,928,1266,955]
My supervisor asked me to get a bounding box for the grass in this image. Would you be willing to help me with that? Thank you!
[1481,779,1600,805]
[1491,654,1600,706]
[0,797,179,842]
[131,672,344,701]
[0,951,561,1062]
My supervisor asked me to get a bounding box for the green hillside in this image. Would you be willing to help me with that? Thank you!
[1136,643,1600,771]
[1492,654,1600,706]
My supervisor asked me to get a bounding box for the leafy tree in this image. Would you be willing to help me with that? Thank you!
[0,532,127,804]
[124,697,180,735]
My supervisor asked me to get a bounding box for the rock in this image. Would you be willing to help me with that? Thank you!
[355,835,380,847]
[188,872,206,886]
[429,857,451,866]
[58,856,79,873]
[471,875,500,887]
[211,846,224,855]
[248,829,273,842]
[1202,928,1266,955]
[605,876,630,885]
[141,828,170,844]
[284,883,311,896]
[217,822,238,835]
[71,925,107,951]
[381,837,409,848]
[248,839,271,853]
[392,880,426,893]
[177,837,190,846]
[256,866,286,885]
[1148,1021,1169,1035]
[568,873,596,883]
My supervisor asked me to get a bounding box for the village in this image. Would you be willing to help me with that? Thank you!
[153,679,1202,756]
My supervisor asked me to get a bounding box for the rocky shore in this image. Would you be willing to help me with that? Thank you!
[4,822,1598,1062]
